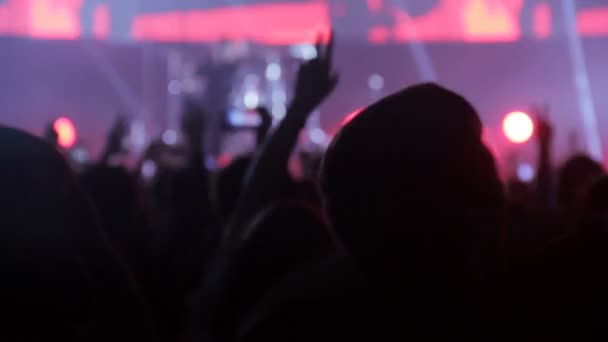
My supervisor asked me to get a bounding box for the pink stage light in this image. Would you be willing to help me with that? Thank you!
[503,111,534,144]
[53,117,77,148]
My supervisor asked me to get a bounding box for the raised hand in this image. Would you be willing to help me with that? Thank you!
[530,104,553,207]
[224,31,339,240]
[291,32,339,115]
[44,122,58,147]
[197,33,339,331]
[255,106,273,146]
[106,115,129,156]
[531,104,553,146]
[100,115,129,164]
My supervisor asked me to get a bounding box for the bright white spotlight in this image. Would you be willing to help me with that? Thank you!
[561,0,603,161]
[244,91,260,109]
[265,63,282,81]
[503,111,534,144]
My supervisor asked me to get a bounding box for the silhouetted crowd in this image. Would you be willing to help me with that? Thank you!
[3,34,608,341]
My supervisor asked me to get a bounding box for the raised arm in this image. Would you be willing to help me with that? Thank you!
[226,33,339,241]
[533,106,554,209]
[255,107,273,148]
[100,115,128,166]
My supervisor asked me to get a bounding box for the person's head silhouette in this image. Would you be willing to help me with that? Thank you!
[558,154,604,215]
[321,84,504,283]
[0,126,141,339]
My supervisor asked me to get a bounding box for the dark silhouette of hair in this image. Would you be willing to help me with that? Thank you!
[558,154,604,213]
[317,83,506,337]
[321,83,505,275]
[0,126,144,339]
[321,84,505,336]
[582,175,608,218]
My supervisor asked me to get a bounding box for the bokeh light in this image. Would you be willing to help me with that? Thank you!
[53,117,77,148]
[503,111,534,144]
[517,162,535,182]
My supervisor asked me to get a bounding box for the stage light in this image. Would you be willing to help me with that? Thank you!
[368,73,384,91]
[265,63,282,81]
[244,91,260,109]
[70,146,90,165]
[228,109,261,127]
[517,163,535,183]
[162,129,177,145]
[309,128,327,145]
[53,117,77,148]
[503,111,534,144]
[290,44,317,60]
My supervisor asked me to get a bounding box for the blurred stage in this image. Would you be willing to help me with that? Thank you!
[1,0,608,175]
